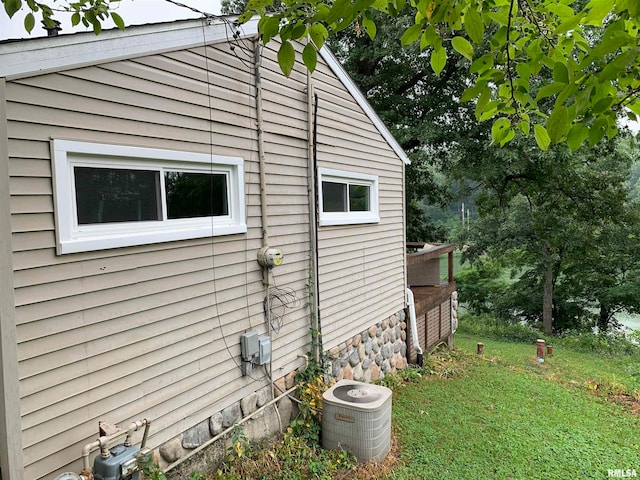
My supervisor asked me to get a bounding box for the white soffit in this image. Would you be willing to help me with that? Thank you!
[319,47,410,166]
[0,16,259,79]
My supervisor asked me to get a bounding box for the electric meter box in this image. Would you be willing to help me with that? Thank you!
[257,247,283,268]
[93,444,140,480]
[241,330,259,361]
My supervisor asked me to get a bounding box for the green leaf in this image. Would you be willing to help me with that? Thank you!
[470,53,494,74]
[237,11,254,24]
[536,82,566,101]
[461,84,482,102]
[362,16,376,40]
[592,96,614,115]
[464,8,484,44]
[430,45,447,76]
[475,88,491,120]
[547,106,569,143]
[290,22,307,40]
[451,36,474,60]
[278,40,296,77]
[111,11,125,30]
[584,0,615,26]
[71,12,81,26]
[553,62,569,84]
[4,0,21,18]
[567,124,589,151]
[326,0,352,26]
[589,119,607,147]
[420,25,437,50]
[491,117,511,144]
[534,124,551,151]
[24,12,35,33]
[311,4,331,22]
[554,14,582,35]
[309,23,328,50]
[517,121,530,136]
[260,16,281,44]
[401,24,423,46]
[302,43,317,73]
[92,19,102,35]
[354,0,376,14]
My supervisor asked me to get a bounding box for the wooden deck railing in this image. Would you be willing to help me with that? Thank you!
[406,243,457,363]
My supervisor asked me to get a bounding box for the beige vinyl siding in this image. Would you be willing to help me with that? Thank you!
[7,40,312,479]
[312,58,406,349]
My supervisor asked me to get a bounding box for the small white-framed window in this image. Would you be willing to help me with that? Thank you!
[51,139,246,254]
[318,167,379,226]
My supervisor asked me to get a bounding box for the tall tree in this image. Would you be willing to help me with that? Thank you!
[458,135,637,333]
[328,8,487,241]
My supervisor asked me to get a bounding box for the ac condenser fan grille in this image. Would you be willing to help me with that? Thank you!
[332,385,381,404]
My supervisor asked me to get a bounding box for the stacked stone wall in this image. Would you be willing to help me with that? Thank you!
[327,310,408,382]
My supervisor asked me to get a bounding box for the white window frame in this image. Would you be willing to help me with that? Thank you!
[51,139,246,254]
[318,167,379,226]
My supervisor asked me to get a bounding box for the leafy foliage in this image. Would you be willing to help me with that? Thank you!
[3,0,124,34]
[238,0,640,150]
[327,7,487,241]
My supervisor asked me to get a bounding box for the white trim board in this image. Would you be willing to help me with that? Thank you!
[0,16,259,79]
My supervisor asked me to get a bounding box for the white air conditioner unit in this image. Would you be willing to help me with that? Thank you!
[322,379,392,462]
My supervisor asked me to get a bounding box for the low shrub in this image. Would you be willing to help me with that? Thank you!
[458,312,640,358]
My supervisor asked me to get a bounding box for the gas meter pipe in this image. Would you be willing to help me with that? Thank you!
[80,419,150,472]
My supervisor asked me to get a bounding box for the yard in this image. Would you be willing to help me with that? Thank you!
[389,334,640,479]
[214,331,640,479]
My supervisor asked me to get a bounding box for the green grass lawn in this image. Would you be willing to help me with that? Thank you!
[388,334,640,480]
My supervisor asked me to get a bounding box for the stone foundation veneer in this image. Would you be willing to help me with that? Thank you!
[156,311,407,476]
[327,310,408,382]
[158,376,298,478]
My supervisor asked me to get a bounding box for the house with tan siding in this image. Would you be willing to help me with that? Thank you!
[0,16,409,480]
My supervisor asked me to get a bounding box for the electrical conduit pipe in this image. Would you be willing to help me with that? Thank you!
[406,288,423,367]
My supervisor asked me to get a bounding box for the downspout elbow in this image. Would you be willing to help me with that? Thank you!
[406,288,423,367]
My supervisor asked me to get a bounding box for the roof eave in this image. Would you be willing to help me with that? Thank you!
[0,16,259,80]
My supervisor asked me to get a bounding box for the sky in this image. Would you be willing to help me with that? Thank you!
[0,0,222,41]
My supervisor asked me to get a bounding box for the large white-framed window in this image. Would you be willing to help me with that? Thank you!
[51,139,246,254]
[318,167,379,226]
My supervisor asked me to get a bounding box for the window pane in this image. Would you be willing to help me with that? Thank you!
[322,181,347,212]
[349,184,370,212]
[74,167,161,224]
[165,171,229,219]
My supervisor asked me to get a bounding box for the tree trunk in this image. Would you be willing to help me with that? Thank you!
[597,305,610,332]
[543,259,553,335]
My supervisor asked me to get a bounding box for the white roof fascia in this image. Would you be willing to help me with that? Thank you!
[319,46,410,165]
[0,16,259,80]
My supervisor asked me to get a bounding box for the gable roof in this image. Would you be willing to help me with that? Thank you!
[0,16,409,165]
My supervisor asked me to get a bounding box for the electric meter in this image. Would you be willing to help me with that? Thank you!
[257,247,284,268]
